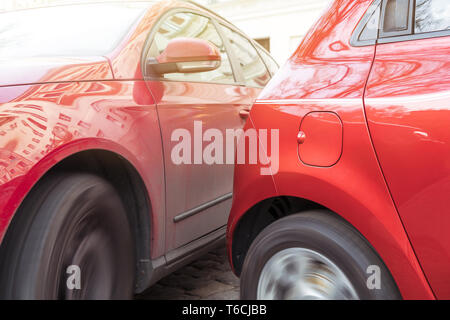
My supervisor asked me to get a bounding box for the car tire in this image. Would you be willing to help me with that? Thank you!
[240,210,401,300]
[0,173,135,299]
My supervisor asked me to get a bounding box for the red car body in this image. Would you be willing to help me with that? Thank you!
[0,0,276,296]
[228,0,449,299]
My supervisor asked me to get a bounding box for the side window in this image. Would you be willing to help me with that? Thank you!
[381,0,412,37]
[220,25,271,88]
[359,2,382,41]
[147,12,235,84]
[415,0,450,33]
[352,0,450,46]
[350,0,382,46]
[257,47,279,76]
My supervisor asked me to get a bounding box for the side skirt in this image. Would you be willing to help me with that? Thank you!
[135,226,226,294]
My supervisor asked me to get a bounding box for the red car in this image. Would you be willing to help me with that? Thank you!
[227,0,449,300]
[0,1,277,299]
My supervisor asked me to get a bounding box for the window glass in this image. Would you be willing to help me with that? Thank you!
[220,25,271,88]
[0,3,149,59]
[383,0,410,33]
[147,13,234,84]
[359,2,381,41]
[415,0,450,33]
[258,48,279,77]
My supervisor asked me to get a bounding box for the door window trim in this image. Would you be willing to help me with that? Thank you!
[379,0,414,38]
[350,0,382,46]
[254,41,279,77]
[350,0,450,46]
[219,23,273,89]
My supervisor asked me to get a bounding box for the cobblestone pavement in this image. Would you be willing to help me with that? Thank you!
[138,244,240,300]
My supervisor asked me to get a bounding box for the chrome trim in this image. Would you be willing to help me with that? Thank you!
[173,193,233,223]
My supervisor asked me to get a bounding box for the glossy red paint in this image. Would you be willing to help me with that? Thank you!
[365,36,450,298]
[227,0,447,299]
[0,79,166,257]
[298,111,343,167]
[0,0,270,291]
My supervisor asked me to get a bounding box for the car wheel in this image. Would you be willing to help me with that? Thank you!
[0,173,135,299]
[240,210,401,300]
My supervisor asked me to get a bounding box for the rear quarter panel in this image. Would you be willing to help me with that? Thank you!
[365,35,450,298]
[229,0,434,299]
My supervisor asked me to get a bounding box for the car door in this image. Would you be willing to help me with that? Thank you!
[364,0,450,298]
[143,10,269,252]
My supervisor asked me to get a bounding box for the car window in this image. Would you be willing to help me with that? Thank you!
[147,12,235,84]
[257,48,279,76]
[0,3,149,59]
[359,1,382,41]
[220,25,271,88]
[382,0,411,34]
[415,0,450,33]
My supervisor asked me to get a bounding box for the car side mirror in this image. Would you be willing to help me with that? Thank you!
[146,38,221,75]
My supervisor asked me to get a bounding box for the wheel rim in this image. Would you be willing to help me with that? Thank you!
[257,248,359,300]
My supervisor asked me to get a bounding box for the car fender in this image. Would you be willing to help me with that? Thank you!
[0,138,164,258]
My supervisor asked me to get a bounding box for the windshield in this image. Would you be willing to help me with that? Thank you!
[0,2,151,59]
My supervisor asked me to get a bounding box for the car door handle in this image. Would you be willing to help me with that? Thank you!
[239,108,251,119]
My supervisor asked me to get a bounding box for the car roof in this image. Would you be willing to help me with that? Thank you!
[0,0,275,61]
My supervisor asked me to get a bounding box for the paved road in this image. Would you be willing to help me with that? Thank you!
[139,244,240,300]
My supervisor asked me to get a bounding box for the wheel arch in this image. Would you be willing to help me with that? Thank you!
[0,139,156,293]
[229,181,435,299]
[230,196,324,275]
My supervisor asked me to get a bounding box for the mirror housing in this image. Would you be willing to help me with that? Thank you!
[146,38,221,75]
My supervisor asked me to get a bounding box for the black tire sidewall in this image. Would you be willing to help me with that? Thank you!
[240,211,400,300]
[0,173,135,300]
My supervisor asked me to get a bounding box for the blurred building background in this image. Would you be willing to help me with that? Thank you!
[197,0,332,64]
[0,0,332,64]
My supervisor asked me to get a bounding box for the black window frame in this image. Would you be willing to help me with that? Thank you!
[350,0,450,46]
